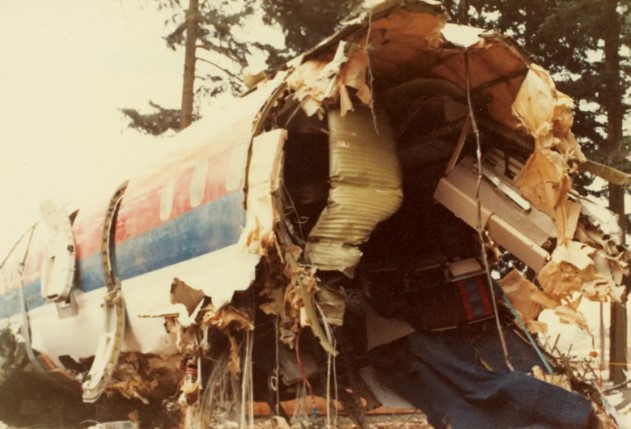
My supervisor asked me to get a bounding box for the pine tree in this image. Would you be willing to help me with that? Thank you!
[122,0,361,134]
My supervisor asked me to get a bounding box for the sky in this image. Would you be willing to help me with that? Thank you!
[0,1,186,255]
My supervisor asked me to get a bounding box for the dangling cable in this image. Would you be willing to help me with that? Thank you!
[0,222,38,270]
[274,315,281,416]
[315,301,337,429]
[240,330,255,429]
[332,350,338,429]
[248,331,254,429]
[464,48,514,372]
[365,10,379,134]
[281,181,307,243]
[17,224,47,373]
[501,294,553,373]
[295,327,317,418]
[293,382,307,421]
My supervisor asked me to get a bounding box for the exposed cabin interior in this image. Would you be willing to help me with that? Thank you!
[279,79,529,297]
[245,78,535,407]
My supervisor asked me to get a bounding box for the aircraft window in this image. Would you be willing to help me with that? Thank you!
[189,161,208,208]
[159,178,176,221]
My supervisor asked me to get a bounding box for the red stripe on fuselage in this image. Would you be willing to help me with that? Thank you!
[6,142,240,293]
[73,144,234,260]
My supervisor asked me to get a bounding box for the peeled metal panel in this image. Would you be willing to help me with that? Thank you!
[305,108,403,273]
[239,129,287,255]
[39,200,76,302]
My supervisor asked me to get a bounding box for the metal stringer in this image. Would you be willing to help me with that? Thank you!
[82,180,129,403]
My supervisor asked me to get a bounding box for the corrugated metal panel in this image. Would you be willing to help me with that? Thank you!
[305,108,403,274]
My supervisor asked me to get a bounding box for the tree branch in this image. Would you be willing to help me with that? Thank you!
[196,57,242,82]
[165,22,186,49]
[196,41,248,67]
[579,159,631,190]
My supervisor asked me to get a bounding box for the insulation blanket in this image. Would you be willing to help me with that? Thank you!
[369,325,595,429]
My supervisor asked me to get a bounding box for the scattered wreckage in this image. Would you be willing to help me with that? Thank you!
[1,1,630,428]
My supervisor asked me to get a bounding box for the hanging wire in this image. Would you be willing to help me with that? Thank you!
[281,181,307,243]
[0,222,38,270]
[365,10,379,135]
[240,330,255,429]
[316,300,338,429]
[464,48,514,372]
[293,381,308,422]
[332,338,339,429]
[274,315,281,416]
[295,326,317,418]
[283,103,303,129]
[16,224,47,373]
[501,294,553,373]
[248,331,255,429]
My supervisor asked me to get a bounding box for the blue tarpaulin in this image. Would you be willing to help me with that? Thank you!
[370,324,596,429]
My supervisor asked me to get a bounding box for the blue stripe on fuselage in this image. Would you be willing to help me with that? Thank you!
[0,191,245,319]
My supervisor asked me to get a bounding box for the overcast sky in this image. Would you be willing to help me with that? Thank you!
[0,1,186,254]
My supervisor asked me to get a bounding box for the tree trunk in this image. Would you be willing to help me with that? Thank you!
[458,0,469,24]
[603,0,627,384]
[609,183,627,384]
[180,0,199,130]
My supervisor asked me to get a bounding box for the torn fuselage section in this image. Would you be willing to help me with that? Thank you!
[6,1,628,427]
[222,1,629,427]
